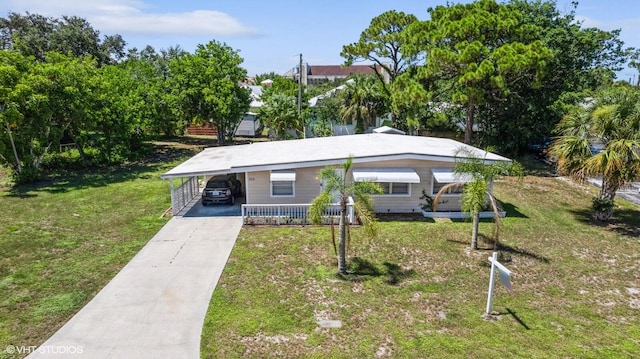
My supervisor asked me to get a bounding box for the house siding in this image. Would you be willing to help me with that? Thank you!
[246,167,322,204]
[244,159,464,213]
[352,159,462,213]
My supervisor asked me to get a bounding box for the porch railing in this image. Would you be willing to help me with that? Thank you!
[242,197,354,225]
[171,176,200,215]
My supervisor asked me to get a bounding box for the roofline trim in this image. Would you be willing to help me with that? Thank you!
[159,153,510,179]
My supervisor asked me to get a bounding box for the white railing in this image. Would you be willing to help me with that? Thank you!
[171,176,200,215]
[242,197,354,225]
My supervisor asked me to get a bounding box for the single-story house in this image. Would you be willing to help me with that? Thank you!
[160,133,511,222]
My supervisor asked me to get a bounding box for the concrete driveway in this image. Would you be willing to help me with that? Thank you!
[27,214,243,359]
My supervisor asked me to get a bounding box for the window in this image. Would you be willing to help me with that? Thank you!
[431,168,472,196]
[380,182,409,195]
[272,181,294,196]
[270,170,296,197]
[432,179,463,196]
[352,168,418,197]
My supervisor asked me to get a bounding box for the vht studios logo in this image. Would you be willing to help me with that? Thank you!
[5,344,84,355]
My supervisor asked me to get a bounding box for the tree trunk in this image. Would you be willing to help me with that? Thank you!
[465,103,475,145]
[594,177,617,222]
[471,212,479,250]
[68,129,87,163]
[6,123,21,173]
[338,199,348,275]
[217,126,225,145]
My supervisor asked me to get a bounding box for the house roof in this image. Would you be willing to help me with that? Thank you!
[160,134,511,179]
[373,126,405,135]
[308,64,381,77]
[242,85,263,108]
[308,80,353,107]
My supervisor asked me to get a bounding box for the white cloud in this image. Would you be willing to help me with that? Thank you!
[2,0,261,37]
[93,10,260,36]
[574,15,640,50]
[576,15,640,32]
[574,15,604,29]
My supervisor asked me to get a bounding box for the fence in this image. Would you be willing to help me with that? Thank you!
[171,176,200,215]
[242,198,354,225]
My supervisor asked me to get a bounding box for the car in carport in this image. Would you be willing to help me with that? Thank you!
[202,175,240,205]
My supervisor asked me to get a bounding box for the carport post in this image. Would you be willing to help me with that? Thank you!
[181,177,185,206]
[168,179,175,215]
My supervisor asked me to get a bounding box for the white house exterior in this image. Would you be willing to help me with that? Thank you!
[161,134,511,220]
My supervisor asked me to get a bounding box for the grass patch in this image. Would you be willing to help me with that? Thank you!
[201,174,640,358]
[0,138,202,358]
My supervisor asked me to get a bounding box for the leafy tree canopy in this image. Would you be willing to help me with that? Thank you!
[402,0,553,144]
[169,40,250,144]
[342,10,419,127]
[474,0,630,154]
[0,12,126,65]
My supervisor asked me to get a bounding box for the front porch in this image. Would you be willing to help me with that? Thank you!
[164,175,506,223]
[242,200,355,225]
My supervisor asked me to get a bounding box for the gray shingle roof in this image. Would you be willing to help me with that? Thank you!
[160,134,511,179]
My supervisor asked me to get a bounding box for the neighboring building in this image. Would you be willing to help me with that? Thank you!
[185,85,263,137]
[161,133,511,220]
[284,63,390,87]
[234,85,263,137]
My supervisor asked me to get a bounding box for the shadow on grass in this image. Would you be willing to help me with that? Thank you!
[502,308,531,330]
[8,162,164,196]
[497,242,550,263]
[501,202,528,219]
[470,234,551,264]
[446,238,469,246]
[516,153,557,177]
[5,141,201,197]
[343,257,415,285]
[569,207,640,237]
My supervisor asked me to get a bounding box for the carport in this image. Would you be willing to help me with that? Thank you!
[164,176,201,215]
[160,147,249,216]
[162,174,246,216]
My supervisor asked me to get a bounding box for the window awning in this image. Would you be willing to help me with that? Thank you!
[352,168,420,183]
[270,170,296,182]
[431,168,473,183]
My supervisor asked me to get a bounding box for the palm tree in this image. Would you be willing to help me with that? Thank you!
[550,85,640,221]
[309,157,381,275]
[339,74,387,133]
[433,148,523,250]
[259,93,300,140]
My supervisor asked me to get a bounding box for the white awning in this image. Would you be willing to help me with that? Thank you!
[431,168,473,183]
[270,170,296,182]
[352,168,420,183]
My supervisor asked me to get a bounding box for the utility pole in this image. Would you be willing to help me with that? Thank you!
[298,53,305,138]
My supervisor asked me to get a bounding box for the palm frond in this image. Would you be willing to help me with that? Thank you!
[433,182,466,211]
[353,200,379,238]
[550,136,592,180]
[486,192,502,249]
[309,191,333,225]
[461,179,488,215]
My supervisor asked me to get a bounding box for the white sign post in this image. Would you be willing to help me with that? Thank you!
[486,251,513,314]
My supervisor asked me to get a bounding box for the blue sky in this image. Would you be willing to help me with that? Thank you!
[1,0,639,80]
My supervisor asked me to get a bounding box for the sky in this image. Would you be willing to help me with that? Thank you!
[1,0,639,80]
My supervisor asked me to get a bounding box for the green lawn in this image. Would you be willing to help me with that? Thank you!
[2,146,639,359]
[201,174,640,358]
[0,139,202,359]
